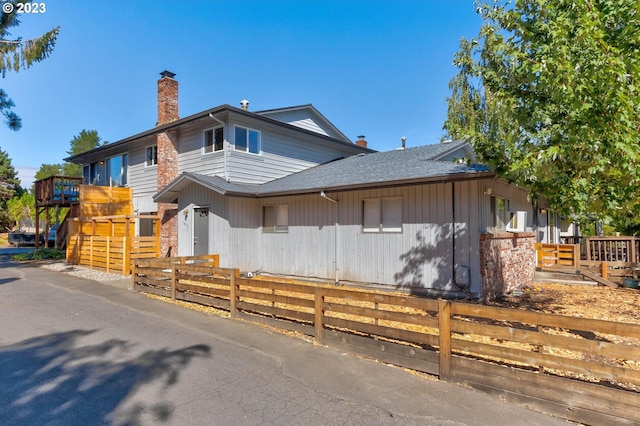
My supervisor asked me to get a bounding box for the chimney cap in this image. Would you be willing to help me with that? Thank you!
[357,135,366,140]
[240,99,250,110]
[160,70,176,79]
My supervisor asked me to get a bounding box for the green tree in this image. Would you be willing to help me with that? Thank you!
[34,130,105,182]
[64,129,105,176]
[0,0,59,130]
[444,0,640,224]
[0,148,21,229]
[7,191,34,230]
[34,163,62,181]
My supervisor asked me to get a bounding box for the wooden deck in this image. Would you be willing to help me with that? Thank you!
[536,241,640,287]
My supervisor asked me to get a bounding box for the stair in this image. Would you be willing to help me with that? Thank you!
[533,269,597,286]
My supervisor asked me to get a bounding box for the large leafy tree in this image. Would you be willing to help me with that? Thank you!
[7,191,34,230]
[444,0,640,224]
[0,0,59,130]
[0,148,22,229]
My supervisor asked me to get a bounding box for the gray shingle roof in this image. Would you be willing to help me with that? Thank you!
[154,142,492,202]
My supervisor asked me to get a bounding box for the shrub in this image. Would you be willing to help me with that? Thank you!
[11,248,65,261]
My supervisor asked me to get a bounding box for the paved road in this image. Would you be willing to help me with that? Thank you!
[0,257,572,425]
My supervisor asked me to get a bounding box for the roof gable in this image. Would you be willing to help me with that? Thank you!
[257,104,351,143]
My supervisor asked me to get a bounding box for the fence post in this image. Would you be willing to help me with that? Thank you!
[171,264,177,301]
[314,287,325,343]
[438,299,452,382]
[106,237,111,273]
[602,261,608,280]
[573,244,581,270]
[229,269,238,317]
[131,261,137,291]
[123,236,130,275]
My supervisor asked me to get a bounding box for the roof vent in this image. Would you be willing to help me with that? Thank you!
[240,99,250,111]
[401,136,406,149]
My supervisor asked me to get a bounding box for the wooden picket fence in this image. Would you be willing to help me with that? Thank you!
[131,257,639,425]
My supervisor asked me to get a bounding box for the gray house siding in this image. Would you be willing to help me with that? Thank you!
[127,141,158,215]
[172,177,534,296]
[258,109,332,137]
[177,123,227,177]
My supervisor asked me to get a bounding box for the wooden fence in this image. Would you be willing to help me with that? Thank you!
[535,243,580,270]
[67,215,160,275]
[132,258,639,425]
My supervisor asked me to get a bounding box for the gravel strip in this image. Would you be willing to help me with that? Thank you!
[40,260,128,282]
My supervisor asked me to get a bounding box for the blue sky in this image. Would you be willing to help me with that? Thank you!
[1,0,483,187]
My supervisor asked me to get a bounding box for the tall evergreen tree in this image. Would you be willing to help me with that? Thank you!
[0,0,59,130]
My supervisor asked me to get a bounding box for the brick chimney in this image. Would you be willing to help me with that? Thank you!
[157,70,178,125]
[156,71,179,257]
[355,135,367,148]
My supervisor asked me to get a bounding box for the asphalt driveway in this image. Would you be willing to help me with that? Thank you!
[0,256,572,425]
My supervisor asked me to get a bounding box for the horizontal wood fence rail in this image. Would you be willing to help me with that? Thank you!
[132,260,640,425]
[66,214,161,275]
[535,243,580,270]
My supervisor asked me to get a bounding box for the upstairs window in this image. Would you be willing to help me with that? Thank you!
[146,145,158,167]
[106,153,128,187]
[235,125,260,154]
[263,204,288,233]
[363,197,402,233]
[203,127,224,154]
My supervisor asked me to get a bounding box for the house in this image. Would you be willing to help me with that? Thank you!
[67,71,562,298]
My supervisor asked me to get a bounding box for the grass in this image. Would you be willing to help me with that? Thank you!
[11,248,66,261]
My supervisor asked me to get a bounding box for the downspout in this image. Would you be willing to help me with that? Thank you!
[451,182,456,289]
[320,191,339,285]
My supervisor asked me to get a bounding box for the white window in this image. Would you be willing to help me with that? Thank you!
[235,125,260,154]
[145,145,157,166]
[106,153,128,187]
[363,197,402,233]
[263,204,288,233]
[203,127,224,154]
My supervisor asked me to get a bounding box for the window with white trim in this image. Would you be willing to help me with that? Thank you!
[234,125,260,154]
[363,197,402,233]
[203,127,224,154]
[145,145,157,167]
[263,204,288,233]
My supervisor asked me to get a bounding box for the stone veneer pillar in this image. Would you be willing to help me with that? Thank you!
[479,232,536,302]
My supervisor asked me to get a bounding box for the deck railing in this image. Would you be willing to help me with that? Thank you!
[585,236,640,263]
[34,175,83,207]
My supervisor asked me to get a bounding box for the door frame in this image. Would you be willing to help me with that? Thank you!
[191,205,210,256]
